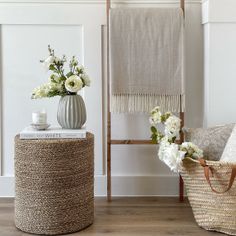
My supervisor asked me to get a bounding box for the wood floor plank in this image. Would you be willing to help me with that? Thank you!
[0,197,222,236]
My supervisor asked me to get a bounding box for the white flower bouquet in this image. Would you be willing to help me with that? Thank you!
[149,106,203,172]
[31,45,90,99]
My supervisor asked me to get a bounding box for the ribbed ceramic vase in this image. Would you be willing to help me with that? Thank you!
[57,94,86,129]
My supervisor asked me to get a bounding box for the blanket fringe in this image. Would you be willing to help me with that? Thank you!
[111,94,185,113]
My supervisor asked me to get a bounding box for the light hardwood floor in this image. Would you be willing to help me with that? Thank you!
[0,197,221,236]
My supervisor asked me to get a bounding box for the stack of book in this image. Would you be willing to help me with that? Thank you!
[20,126,86,139]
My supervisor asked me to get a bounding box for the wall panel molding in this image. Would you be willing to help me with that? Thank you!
[0,5,105,177]
[202,0,236,24]
[0,0,203,197]
[0,0,202,5]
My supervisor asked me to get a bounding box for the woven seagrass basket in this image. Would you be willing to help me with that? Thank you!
[14,133,94,235]
[181,158,236,235]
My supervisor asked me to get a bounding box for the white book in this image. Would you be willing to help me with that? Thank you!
[20,126,86,139]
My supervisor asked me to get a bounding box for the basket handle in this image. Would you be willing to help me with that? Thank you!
[199,158,236,194]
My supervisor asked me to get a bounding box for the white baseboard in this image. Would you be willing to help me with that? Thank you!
[0,0,202,4]
[0,175,179,197]
[95,175,179,196]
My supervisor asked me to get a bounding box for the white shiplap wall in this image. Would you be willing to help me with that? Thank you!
[0,0,203,196]
[203,0,236,127]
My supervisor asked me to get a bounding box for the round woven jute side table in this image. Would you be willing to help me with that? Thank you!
[14,133,94,235]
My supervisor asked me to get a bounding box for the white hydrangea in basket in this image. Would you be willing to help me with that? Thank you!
[149,106,203,172]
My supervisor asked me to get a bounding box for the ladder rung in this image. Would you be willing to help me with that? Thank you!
[109,139,182,145]
[110,140,153,145]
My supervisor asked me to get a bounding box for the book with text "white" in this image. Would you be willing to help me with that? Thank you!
[20,126,86,139]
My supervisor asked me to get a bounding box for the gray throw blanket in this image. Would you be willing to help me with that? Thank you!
[110,8,185,113]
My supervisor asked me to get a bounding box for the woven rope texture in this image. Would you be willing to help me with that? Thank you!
[181,159,236,235]
[14,133,94,235]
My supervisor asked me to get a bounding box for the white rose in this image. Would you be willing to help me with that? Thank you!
[164,115,181,139]
[65,75,83,93]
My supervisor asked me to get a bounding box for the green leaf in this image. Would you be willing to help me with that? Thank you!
[151,133,156,139]
[150,126,157,133]
[49,64,55,70]
[151,134,158,144]
[60,75,67,81]
[66,72,74,78]
[151,133,157,139]
[151,139,158,144]
[161,115,166,123]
